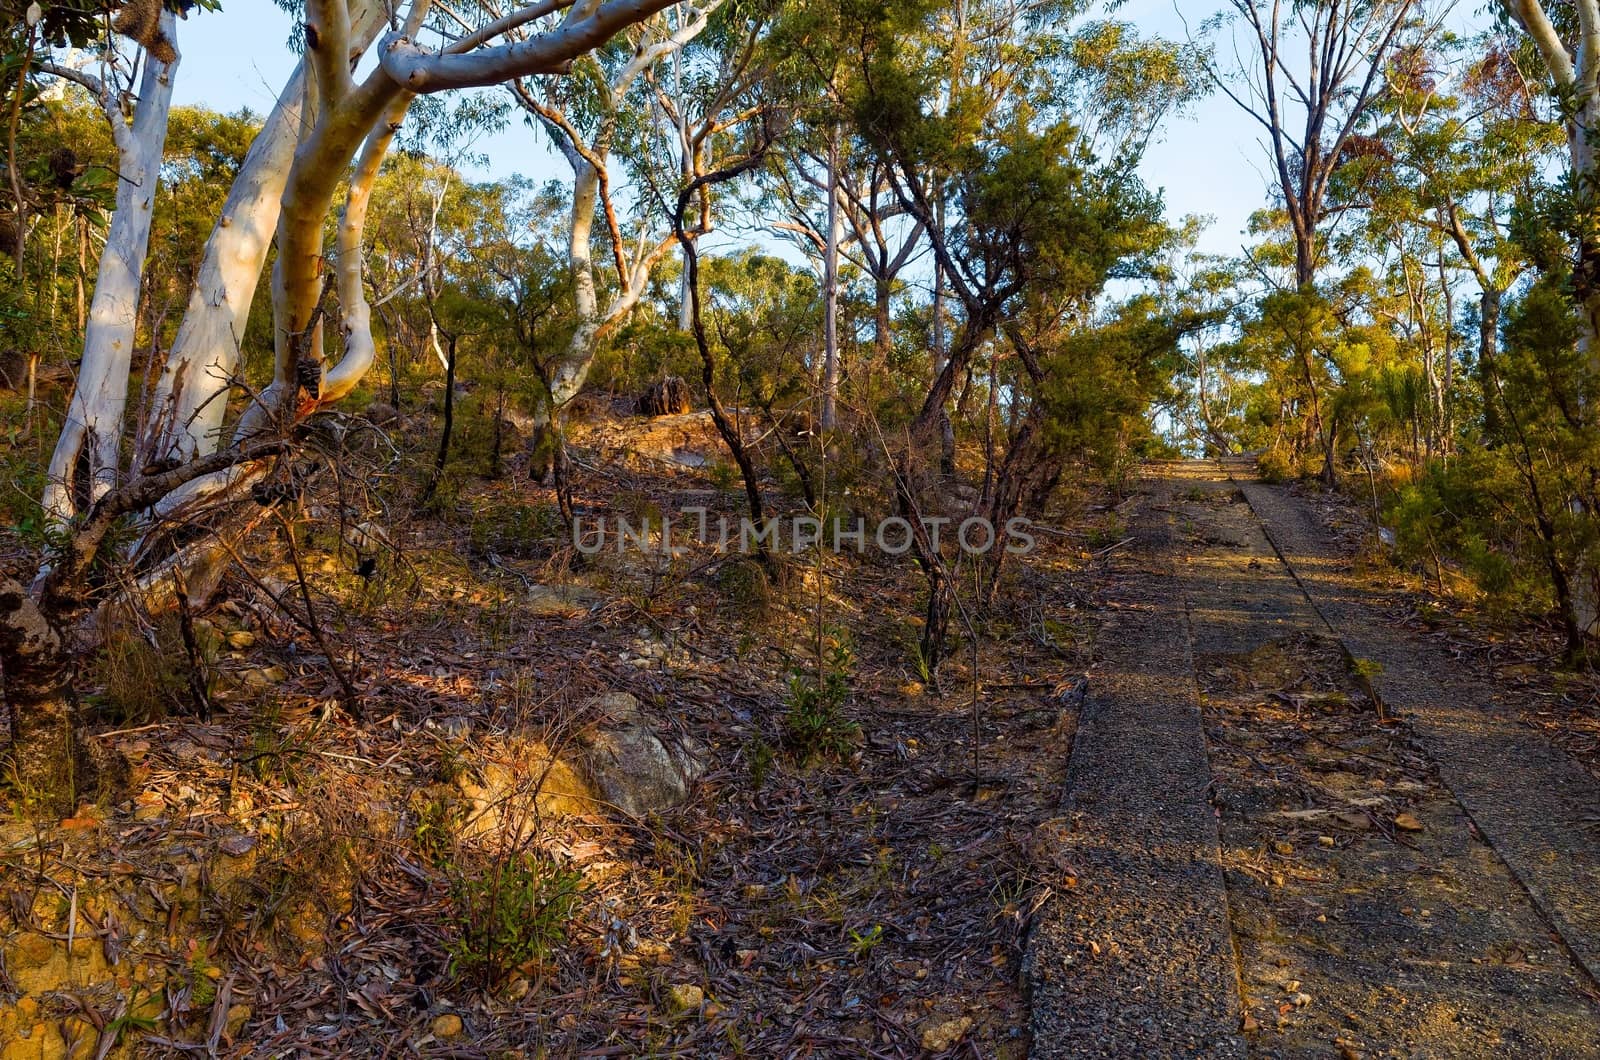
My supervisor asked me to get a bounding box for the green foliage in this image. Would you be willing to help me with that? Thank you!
[468,498,565,557]
[715,558,771,615]
[848,923,884,957]
[782,637,859,763]
[446,855,585,987]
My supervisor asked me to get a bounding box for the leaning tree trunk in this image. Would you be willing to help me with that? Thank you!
[138,0,395,466]
[547,156,604,410]
[42,24,179,525]
[137,66,309,467]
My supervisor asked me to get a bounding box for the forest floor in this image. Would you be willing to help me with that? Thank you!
[0,397,1110,1058]
[7,391,1600,1057]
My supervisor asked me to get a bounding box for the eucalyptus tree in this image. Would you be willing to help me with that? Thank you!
[844,0,1196,666]
[2,0,704,816]
[37,5,185,523]
[501,0,769,422]
[1499,0,1600,353]
[1211,0,1424,479]
[1348,35,1558,446]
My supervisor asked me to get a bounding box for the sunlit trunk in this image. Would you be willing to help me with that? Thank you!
[43,22,179,525]
[140,68,307,465]
[549,157,602,409]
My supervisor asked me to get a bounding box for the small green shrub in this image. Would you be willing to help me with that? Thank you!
[1256,447,1297,484]
[746,736,775,788]
[782,640,860,762]
[715,558,771,615]
[469,500,565,556]
[707,460,740,494]
[447,854,584,987]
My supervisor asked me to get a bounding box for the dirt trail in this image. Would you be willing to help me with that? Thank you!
[1027,459,1600,1058]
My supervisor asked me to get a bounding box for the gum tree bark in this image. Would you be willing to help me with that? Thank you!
[140,1,389,468]
[40,13,180,525]
[507,0,725,413]
[8,0,686,815]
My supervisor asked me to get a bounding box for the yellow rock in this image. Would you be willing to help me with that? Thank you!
[920,1016,974,1052]
[455,742,599,838]
[12,935,53,969]
[431,1013,464,1039]
[0,1030,42,1060]
[665,984,704,1013]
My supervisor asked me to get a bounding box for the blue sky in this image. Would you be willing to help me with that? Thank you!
[168,2,1292,260]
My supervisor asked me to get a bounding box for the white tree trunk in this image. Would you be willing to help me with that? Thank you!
[43,22,179,525]
[548,157,603,410]
[142,2,389,466]
[138,67,304,467]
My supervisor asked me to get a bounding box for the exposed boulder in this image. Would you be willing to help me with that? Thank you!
[364,400,400,426]
[576,693,706,818]
[455,742,600,841]
[444,694,705,838]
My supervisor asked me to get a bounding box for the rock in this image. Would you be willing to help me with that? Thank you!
[1393,812,1424,832]
[1317,835,1335,847]
[1272,840,1294,855]
[1291,992,1313,1007]
[219,833,257,857]
[225,630,257,650]
[225,1003,252,1040]
[578,694,707,819]
[455,745,599,837]
[919,1015,973,1053]
[625,939,671,967]
[240,665,288,691]
[431,1013,464,1039]
[132,792,165,821]
[13,933,53,969]
[526,584,600,617]
[665,983,704,1013]
[344,521,392,569]
[428,716,472,740]
[1283,979,1301,993]
[365,401,400,426]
